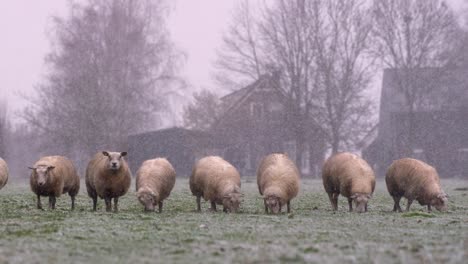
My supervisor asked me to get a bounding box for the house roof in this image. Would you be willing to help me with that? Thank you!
[380,67,468,113]
[216,74,286,122]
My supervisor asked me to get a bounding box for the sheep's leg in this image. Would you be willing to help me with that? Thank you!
[104,197,112,212]
[196,196,201,211]
[348,198,353,212]
[406,199,413,212]
[365,203,368,212]
[37,195,43,210]
[427,204,432,212]
[71,195,75,211]
[327,193,334,210]
[92,196,97,211]
[210,201,217,212]
[332,193,339,211]
[223,206,227,213]
[113,197,119,212]
[279,204,282,213]
[392,196,402,212]
[158,201,163,213]
[264,199,268,214]
[49,196,56,210]
[287,201,291,213]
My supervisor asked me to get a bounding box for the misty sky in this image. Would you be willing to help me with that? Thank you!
[0,0,464,119]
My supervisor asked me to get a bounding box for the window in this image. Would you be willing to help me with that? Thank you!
[250,103,264,118]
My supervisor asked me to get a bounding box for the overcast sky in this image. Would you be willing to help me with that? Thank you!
[0,0,238,118]
[0,0,465,120]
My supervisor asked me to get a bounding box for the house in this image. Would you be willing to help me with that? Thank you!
[211,74,325,176]
[363,68,468,178]
[128,74,326,177]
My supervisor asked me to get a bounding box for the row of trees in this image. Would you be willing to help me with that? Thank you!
[185,0,464,165]
[17,0,183,169]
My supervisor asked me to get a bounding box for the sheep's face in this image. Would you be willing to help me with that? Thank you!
[432,193,448,212]
[102,151,127,171]
[265,195,282,214]
[351,193,371,213]
[137,190,157,211]
[222,193,242,213]
[29,165,55,187]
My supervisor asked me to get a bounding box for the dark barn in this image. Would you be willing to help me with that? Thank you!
[128,127,228,177]
[363,68,468,178]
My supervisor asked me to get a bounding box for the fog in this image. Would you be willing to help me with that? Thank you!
[0,0,467,179]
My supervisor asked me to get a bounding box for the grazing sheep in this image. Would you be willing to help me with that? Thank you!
[257,153,300,214]
[190,156,242,213]
[386,158,448,212]
[86,151,131,212]
[322,152,376,213]
[29,156,80,210]
[0,158,9,190]
[136,158,176,212]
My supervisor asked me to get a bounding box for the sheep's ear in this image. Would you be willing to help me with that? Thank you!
[47,166,55,171]
[120,152,127,157]
[102,151,110,157]
[28,166,36,170]
[438,192,448,199]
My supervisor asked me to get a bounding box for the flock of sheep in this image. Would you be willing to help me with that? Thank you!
[0,151,448,213]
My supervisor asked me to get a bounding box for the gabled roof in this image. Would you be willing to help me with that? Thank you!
[381,67,468,113]
[218,74,285,118]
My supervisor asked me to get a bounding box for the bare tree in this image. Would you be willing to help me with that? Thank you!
[22,0,183,168]
[371,0,460,155]
[214,0,264,91]
[313,0,376,154]
[183,89,222,131]
[259,0,320,165]
[217,0,377,162]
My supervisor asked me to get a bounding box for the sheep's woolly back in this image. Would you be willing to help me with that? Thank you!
[86,152,131,199]
[136,158,176,202]
[257,153,300,202]
[190,156,241,202]
[322,152,375,197]
[0,158,9,190]
[30,156,80,197]
[386,158,443,203]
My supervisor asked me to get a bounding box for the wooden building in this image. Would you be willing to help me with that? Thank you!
[363,68,468,178]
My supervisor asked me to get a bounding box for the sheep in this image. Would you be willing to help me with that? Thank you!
[257,153,300,214]
[189,156,242,213]
[136,158,176,212]
[29,156,80,210]
[0,158,9,190]
[85,151,131,212]
[322,152,376,213]
[385,158,448,212]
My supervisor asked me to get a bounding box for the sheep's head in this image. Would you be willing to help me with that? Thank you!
[29,165,55,187]
[351,193,371,213]
[137,188,158,212]
[222,191,243,213]
[102,151,127,171]
[431,192,448,212]
[264,195,282,214]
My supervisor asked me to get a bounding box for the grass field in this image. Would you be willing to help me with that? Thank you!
[0,177,467,264]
